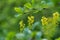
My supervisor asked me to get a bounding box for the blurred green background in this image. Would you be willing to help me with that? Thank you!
[0,0,60,40]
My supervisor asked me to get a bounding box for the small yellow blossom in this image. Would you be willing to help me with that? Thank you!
[41,16,48,26]
[53,12,60,24]
[19,20,25,32]
[28,16,34,29]
[53,12,59,20]
[28,16,34,24]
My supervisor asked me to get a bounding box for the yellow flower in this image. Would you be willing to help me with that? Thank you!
[28,16,34,29]
[19,20,25,32]
[28,16,32,20]
[41,16,48,26]
[52,12,60,24]
[53,12,59,20]
[31,16,34,19]
[53,12,59,17]
[28,16,34,24]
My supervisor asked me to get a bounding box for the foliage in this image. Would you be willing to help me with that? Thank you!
[0,0,60,40]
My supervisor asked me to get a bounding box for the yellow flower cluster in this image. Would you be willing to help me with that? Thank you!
[19,20,25,32]
[53,12,59,20]
[41,16,48,26]
[28,16,34,29]
[41,12,60,39]
[53,12,60,24]
[41,12,60,26]
[28,16,34,25]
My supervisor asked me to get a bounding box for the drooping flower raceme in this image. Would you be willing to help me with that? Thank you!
[19,20,25,32]
[53,12,60,24]
[41,16,48,26]
[41,12,60,40]
[28,16,34,29]
[53,12,59,20]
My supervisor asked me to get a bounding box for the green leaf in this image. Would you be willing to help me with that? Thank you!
[31,0,35,5]
[14,7,23,14]
[5,32,16,40]
[24,3,32,9]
